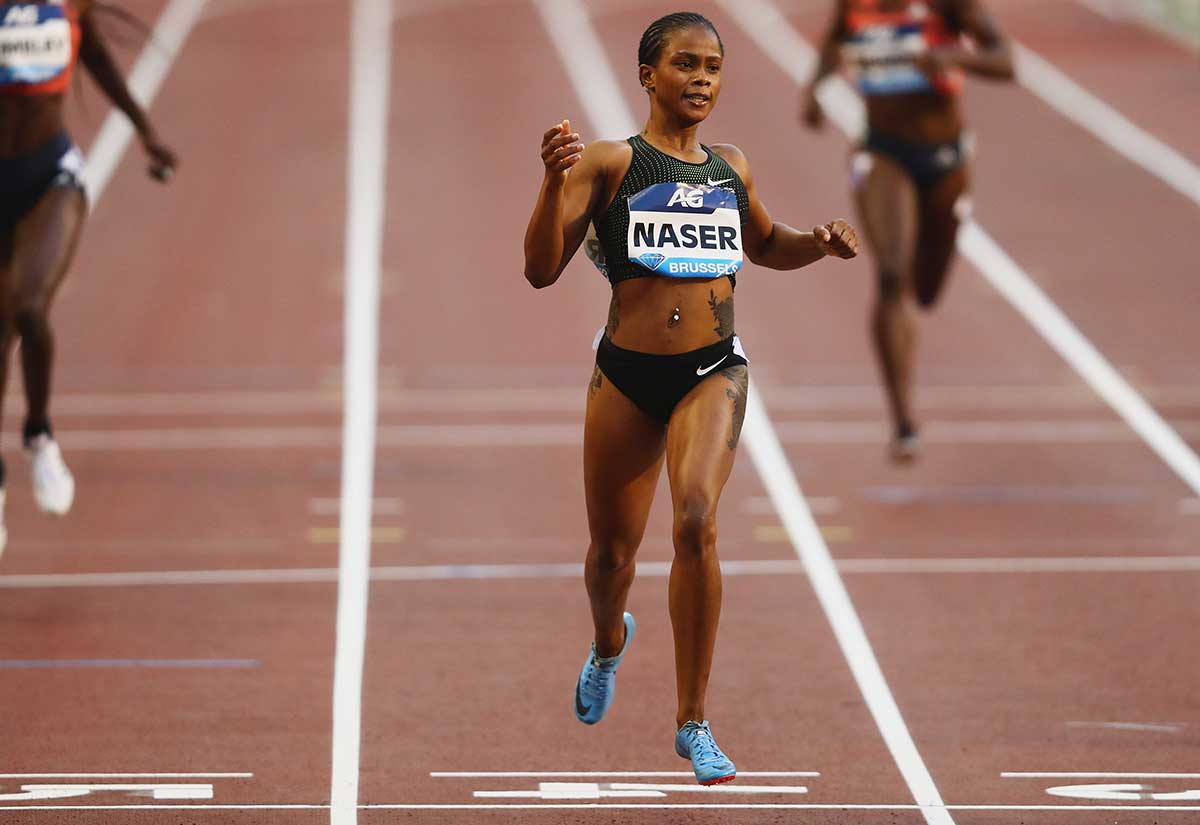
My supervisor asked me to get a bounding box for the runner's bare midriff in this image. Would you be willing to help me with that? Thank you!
[608,274,734,354]
[866,92,962,143]
[0,96,64,157]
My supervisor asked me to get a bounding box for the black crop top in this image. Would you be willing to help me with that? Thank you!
[587,135,751,288]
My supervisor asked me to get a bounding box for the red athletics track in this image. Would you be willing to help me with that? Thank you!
[2,0,1199,823]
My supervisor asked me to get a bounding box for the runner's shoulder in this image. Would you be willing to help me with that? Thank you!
[709,143,751,180]
[575,139,634,185]
[582,139,634,168]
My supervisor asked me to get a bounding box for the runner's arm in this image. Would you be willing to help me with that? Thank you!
[523,122,609,288]
[802,0,849,127]
[77,2,177,179]
[921,0,1014,80]
[712,144,857,271]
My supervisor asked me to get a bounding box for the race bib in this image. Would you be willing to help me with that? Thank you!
[0,3,72,86]
[844,24,932,95]
[627,182,742,279]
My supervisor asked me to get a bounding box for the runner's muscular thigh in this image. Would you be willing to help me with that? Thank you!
[665,364,747,509]
[583,364,666,546]
[10,186,86,304]
[854,154,919,279]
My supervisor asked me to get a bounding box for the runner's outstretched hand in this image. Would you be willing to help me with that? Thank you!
[814,219,858,259]
[541,119,585,185]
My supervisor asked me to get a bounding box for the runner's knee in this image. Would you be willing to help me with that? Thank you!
[13,300,50,339]
[876,267,904,304]
[589,536,639,572]
[672,492,717,557]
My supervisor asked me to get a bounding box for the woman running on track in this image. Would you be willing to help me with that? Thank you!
[524,12,858,785]
[0,0,175,554]
[802,0,1013,460]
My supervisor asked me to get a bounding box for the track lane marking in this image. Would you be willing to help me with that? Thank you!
[1011,43,1200,206]
[329,1,392,823]
[12,381,1200,414]
[719,0,1200,500]
[1004,773,1200,779]
[37,417,1200,450]
[0,774,252,779]
[5,555,1200,589]
[3,802,1200,811]
[535,2,951,823]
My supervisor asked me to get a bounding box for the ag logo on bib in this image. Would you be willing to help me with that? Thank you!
[627,182,742,279]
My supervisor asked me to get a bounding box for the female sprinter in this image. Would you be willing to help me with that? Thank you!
[0,0,175,553]
[524,12,858,784]
[803,0,1013,460]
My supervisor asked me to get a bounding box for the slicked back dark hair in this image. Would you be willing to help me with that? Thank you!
[637,12,724,70]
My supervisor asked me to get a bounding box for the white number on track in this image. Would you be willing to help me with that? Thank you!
[1047,783,1200,801]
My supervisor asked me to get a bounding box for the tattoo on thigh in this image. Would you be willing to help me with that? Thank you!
[708,289,734,338]
[589,365,603,400]
[720,365,748,450]
[606,294,620,337]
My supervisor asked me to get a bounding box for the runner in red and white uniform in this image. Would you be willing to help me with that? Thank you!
[803,0,1013,461]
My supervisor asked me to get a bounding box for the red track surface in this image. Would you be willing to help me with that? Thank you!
[1,1,1197,823]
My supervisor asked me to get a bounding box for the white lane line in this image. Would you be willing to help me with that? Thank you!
[1004,772,1200,779]
[535,3,951,824]
[721,0,1200,501]
[1066,721,1186,733]
[12,382,1200,416]
[837,556,1200,573]
[0,773,251,779]
[44,417,1200,450]
[1013,43,1200,206]
[5,555,1200,589]
[83,0,209,202]
[433,771,819,778]
[329,0,391,823]
[0,802,1198,811]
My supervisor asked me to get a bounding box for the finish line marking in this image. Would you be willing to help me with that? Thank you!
[2,803,1200,811]
[0,774,252,779]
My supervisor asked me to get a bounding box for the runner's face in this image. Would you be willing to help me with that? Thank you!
[643,26,723,124]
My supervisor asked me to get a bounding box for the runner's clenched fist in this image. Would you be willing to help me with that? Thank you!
[813,219,858,259]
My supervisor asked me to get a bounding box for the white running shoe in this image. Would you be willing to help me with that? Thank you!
[27,434,75,516]
[0,489,7,559]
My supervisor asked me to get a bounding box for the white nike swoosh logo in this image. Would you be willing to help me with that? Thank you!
[695,355,728,376]
[706,177,733,187]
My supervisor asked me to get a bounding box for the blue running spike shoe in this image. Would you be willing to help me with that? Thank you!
[675,720,737,785]
[573,612,636,725]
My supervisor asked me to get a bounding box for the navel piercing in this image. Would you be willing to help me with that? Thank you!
[668,307,681,327]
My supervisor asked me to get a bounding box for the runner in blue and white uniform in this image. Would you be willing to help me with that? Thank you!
[523,12,858,785]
